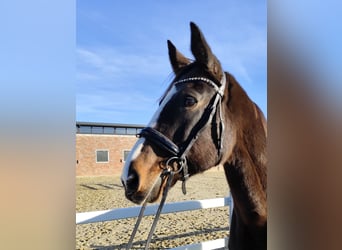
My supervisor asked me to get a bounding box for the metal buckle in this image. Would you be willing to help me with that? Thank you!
[165,156,186,174]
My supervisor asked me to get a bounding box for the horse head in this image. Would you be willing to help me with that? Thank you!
[121,22,236,204]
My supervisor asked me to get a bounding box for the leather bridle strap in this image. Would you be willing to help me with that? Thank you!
[126,168,176,250]
[137,127,179,156]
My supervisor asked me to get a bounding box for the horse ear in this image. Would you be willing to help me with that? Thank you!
[167,40,190,74]
[190,22,224,81]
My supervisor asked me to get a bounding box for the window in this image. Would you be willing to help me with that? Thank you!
[115,127,126,135]
[96,150,109,163]
[103,127,114,134]
[91,126,104,134]
[123,150,131,162]
[78,126,91,133]
[126,128,137,135]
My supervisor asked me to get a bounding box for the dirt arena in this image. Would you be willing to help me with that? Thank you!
[76,169,230,249]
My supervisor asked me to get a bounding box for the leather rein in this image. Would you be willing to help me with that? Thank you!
[126,74,226,249]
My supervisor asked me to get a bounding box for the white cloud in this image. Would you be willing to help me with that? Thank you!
[76,72,99,81]
[77,48,104,69]
[76,90,158,124]
[77,47,170,79]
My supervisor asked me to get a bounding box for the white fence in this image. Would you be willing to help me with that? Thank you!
[76,196,233,249]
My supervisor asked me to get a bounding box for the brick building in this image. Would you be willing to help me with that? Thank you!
[76,122,144,176]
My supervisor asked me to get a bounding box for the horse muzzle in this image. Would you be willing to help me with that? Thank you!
[121,166,164,204]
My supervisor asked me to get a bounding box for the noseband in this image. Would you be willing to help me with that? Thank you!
[126,74,226,249]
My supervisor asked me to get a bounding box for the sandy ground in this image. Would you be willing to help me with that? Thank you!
[76,169,230,249]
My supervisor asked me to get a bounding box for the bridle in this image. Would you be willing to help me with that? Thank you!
[125,73,227,250]
[140,74,226,192]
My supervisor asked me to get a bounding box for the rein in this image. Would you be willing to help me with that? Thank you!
[125,160,185,250]
[125,74,226,249]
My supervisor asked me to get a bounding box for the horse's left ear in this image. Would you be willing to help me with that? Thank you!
[190,22,224,82]
[167,40,191,74]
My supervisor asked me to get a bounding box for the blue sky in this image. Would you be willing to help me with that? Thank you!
[76,0,267,125]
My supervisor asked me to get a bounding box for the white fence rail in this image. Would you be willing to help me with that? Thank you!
[77,197,231,224]
[76,196,232,249]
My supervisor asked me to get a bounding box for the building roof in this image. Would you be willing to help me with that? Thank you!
[76,121,145,135]
[76,121,145,128]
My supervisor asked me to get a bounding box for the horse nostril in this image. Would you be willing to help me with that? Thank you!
[126,170,139,193]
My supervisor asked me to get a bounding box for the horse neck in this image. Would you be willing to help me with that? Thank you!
[223,73,267,226]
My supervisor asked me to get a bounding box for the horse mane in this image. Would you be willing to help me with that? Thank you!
[224,72,267,225]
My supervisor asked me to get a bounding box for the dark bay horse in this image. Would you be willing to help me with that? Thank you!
[121,22,267,250]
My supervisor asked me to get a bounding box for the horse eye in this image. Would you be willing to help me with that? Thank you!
[184,96,197,107]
